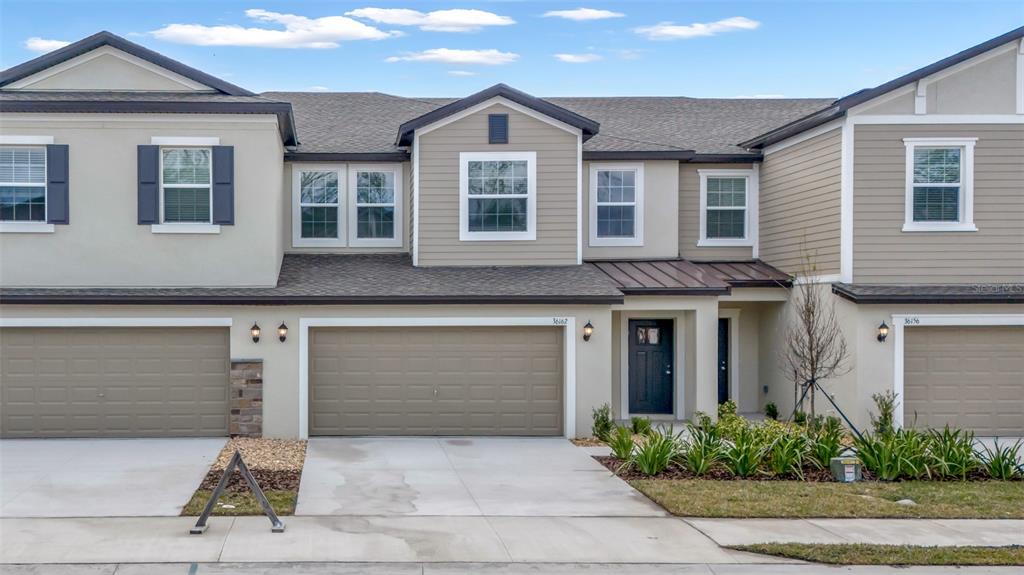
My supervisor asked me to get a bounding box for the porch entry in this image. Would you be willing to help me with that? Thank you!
[627,319,674,415]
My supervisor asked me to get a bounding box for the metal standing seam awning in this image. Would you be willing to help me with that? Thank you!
[589,259,791,295]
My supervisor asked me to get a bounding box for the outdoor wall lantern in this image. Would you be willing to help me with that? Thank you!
[877,321,889,343]
[278,322,288,342]
[250,322,261,343]
[583,321,594,342]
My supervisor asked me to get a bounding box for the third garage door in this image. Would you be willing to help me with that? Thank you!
[904,325,1024,436]
[309,326,563,436]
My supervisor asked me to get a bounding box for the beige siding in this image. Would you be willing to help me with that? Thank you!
[678,164,755,260]
[582,160,679,260]
[282,161,411,254]
[853,124,1024,283]
[416,103,579,266]
[759,128,842,275]
[0,113,284,287]
[2,49,209,92]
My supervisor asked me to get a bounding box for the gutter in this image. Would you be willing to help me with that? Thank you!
[0,293,626,306]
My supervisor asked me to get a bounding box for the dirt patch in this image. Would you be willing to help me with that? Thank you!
[571,437,606,447]
[196,439,307,495]
[594,455,835,482]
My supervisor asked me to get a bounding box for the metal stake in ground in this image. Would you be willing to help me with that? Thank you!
[190,450,285,534]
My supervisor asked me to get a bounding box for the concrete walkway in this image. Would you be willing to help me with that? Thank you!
[687,518,1024,547]
[2,563,1022,574]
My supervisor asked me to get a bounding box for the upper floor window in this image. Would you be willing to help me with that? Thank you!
[903,138,977,232]
[459,152,536,241]
[349,165,402,247]
[291,163,403,248]
[589,162,644,247]
[161,147,211,224]
[698,169,757,247]
[0,146,46,222]
[293,165,344,247]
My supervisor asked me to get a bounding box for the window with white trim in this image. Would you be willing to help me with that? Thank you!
[589,163,643,247]
[161,147,211,224]
[299,170,340,239]
[903,138,976,232]
[698,169,756,247]
[347,164,403,247]
[459,152,536,241]
[0,146,46,222]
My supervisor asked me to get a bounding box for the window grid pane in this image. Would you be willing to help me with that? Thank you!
[356,171,396,239]
[0,147,45,184]
[468,197,527,232]
[706,209,745,239]
[357,206,395,238]
[0,186,46,222]
[300,171,339,205]
[301,206,338,238]
[913,186,960,222]
[597,205,635,238]
[163,187,211,223]
[162,148,211,185]
[466,159,529,233]
[596,169,637,238]
[913,147,961,184]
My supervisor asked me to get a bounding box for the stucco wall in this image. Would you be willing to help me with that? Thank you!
[0,113,284,287]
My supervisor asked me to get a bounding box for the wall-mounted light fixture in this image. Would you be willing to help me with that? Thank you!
[250,322,261,343]
[877,321,889,343]
[278,322,288,342]
[583,320,594,342]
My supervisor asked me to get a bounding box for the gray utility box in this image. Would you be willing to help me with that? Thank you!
[830,457,862,482]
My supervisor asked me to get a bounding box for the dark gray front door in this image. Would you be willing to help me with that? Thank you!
[718,318,730,404]
[628,319,674,414]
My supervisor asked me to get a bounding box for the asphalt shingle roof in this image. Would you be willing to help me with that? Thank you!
[832,283,1024,304]
[262,91,833,156]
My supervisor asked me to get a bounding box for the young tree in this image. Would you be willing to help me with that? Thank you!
[781,254,850,418]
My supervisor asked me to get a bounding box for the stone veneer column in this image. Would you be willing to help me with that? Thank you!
[229,359,263,437]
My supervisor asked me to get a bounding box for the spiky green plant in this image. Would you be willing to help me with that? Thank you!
[607,425,636,461]
[680,423,723,476]
[978,440,1023,480]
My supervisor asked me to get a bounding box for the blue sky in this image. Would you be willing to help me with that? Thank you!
[1,1,1021,97]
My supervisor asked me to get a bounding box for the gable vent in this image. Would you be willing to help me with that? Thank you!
[488,114,509,144]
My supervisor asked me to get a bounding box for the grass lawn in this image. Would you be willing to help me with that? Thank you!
[630,479,1024,518]
[733,543,1024,566]
[181,490,297,516]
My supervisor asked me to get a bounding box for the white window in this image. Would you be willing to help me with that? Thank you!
[0,146,46,223]
[348,164,403,247]
[292,164,345,247]
[698,168,757,247]
[902,138,977,232]
[160,147,212,224]
[459,151,536,241]
[589,163,644,247]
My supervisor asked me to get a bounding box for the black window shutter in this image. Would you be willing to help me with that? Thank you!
[488,114,509,144]
[45,144,69,224]
[212,145,234,225]
[137,145,160,224]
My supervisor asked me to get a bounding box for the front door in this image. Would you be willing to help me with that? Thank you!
[628,319,674,414]
[718,318,730,404]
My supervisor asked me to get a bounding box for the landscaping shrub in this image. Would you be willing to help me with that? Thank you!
[723,426,766,478]
[927,426,978,480]
[591,403,614,442]
[630,427,679,476]
[631,416,652,436]
[767,428,808,478]
[764,402,779,420]
[979,440,1022,480]
[717,400,748,440]
[870,391,899,437]
[854,428,931,481]
[793,411,808,426]
[608,425,636,461]
[680,423,724,476]
[808,421,846,470]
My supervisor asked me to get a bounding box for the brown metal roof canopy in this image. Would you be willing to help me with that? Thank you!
[590,259,791,295]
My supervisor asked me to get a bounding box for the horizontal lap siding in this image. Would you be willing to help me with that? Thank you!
[759,128,841,275]
[417,104,578,266]
[679,164,756,260]
[854,124,1024,283]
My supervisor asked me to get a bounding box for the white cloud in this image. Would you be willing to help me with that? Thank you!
[306,86,330,92]
[24,37,70,52]
[543,8,624,21]
[151,9,400,49]
[447,70,478,77]
[386,48,518,66]
[346,8,514,32]
[554,53,602,63]
[634,16,760,40]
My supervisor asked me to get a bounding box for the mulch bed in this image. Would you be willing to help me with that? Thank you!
[201,438,307,492]
[594,455,835,482]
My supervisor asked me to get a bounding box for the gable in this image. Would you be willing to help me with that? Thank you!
[2,46,214,92]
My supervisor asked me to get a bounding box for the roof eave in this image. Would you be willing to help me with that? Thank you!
[0,293,625,306]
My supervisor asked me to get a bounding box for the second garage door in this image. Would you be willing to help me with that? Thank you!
[309,326,563,436]
[904,326,1024,436]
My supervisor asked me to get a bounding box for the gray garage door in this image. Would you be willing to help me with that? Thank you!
[309,326,563,436]
[0,327,230,438]
[904,326,1024,436]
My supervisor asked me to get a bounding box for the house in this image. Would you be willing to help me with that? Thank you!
[0,28,1021,440]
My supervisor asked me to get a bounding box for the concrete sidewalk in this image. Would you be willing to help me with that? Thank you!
[687,518,1024,547]
[2,563,1022,574]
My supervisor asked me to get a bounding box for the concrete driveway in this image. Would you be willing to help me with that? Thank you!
[296,437,666,517]
[0,438,224,517]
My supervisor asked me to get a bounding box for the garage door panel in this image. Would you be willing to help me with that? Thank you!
[1,327,229,438]
[905,326,1024,436]
[310,326,563,436]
